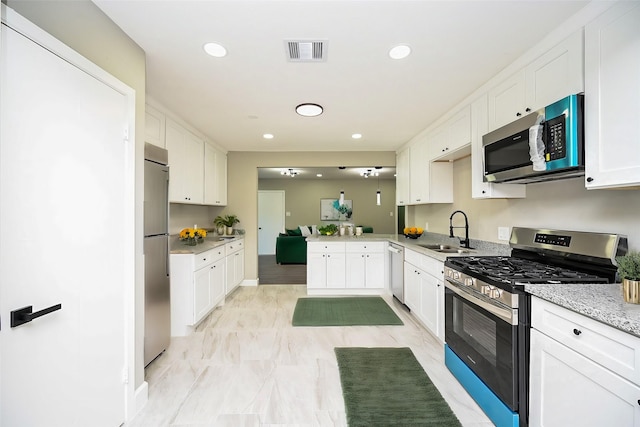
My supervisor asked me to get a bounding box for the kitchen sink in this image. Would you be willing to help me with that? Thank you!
[417,243,472,254]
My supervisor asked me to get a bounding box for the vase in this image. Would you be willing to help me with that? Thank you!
[226,226,234,235]
[622,279,640,304]
[217,226,225,236]
[183,238,197,246]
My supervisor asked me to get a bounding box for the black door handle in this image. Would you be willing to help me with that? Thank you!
[11,304,62,328]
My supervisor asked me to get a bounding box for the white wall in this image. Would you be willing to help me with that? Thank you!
[410,156,640,250]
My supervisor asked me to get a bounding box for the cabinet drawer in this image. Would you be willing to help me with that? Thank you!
[194,247,225,270]
[308,241,345,253]
[346,241,385,253]
[225,239,244,255]
[532,296,640,386]
[405,249,444,278]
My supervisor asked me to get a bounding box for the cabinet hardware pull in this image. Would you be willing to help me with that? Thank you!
[525,107,531,112]
[586,177,594,183]
[637,399,640,406]
[516,112,522,117]
[573,328,582,336]
[11,304,62,328]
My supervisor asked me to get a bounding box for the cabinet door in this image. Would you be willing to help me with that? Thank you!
[395,148,410,205]
[403,263,421,313]
[145,105,165,148]
[365,252,385,289]
[326,252,346,288]
[215,150,227,205]
[530,329,640,427]
[209,259,225,307]
[585,2,640,189]
[420,273,441,339]
[193,266,212,324]
[307,252,327,289]
[487,70,526,131]
[346,253,366,288]
[409,140,429,204]
[525,30,584,111]
[234,250,244,286]
[166,119,204,204]
[204,143,227,205]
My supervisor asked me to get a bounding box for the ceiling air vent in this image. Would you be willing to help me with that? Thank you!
[285,40,327,62]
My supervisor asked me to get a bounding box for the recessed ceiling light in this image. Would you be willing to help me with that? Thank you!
[263,133,274,139]
[203,42,227,58]
[316,173,323,177]
[296,103,323,117]
[352,133,362,139]
[389,44,411,60]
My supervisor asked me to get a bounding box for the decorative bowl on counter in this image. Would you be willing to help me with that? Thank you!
[405,233,422,239]
[403,227,424,239]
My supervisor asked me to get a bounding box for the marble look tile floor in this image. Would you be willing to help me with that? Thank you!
[128,285,494,427]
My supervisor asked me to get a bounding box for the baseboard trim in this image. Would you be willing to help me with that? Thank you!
[134,381,148,416]
[241,279,259,287]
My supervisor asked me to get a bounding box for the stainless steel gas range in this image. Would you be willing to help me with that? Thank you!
[443,227,627,427]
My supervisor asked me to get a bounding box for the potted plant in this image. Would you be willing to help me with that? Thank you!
[616,251,640,304]
[214,214,240,235]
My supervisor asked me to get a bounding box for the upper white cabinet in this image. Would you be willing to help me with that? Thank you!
[166,118,204,204]
[145,104,166,148]
[488,30,584,131]
[409,138,453,205]
[395,148,410,206]
[471,94,526,199]
[428,105,472,161]
[204,142,227,205]
[584,2,640,189]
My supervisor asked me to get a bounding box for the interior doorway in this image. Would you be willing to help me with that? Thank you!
[258,190,285,255]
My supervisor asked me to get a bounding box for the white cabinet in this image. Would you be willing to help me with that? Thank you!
[307,242,346,290]
[145,104,166,148]
[530,297,640,426]
[170,246,226,336]
[395,148,410,206]
[345,242,386,289]
[166,118,204,204]
[584,2,640,189]
[225,239,244,295]
[428,105,472,161]
[204,142,227,205]
[408,139,453,205]
[403,249,445,341]
[471,94,526,199]
[488,30,584,131]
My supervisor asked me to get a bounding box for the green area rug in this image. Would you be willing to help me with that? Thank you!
[292,296,403,327]
[335,347,461,426]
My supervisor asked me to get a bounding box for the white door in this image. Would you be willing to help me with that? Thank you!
[258,190,285,255]
[1,18,132,426]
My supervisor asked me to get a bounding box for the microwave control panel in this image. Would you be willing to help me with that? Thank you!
[544,115,566,161]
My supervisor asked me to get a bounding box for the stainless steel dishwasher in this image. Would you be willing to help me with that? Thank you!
[388,243,405,304]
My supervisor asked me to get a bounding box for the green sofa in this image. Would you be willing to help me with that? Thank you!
[276,228,308,264]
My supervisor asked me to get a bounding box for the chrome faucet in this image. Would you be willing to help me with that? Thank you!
[449,210,470,248]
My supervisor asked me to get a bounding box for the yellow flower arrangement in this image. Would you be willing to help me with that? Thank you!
[179,228,207,245]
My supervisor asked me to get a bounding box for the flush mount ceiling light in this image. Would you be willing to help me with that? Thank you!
[203,42,227,58]
[351,133,362,139]
[263,133,274,139]
[281,168,298,177]
[389,44,411,60]
[296,103,323,117]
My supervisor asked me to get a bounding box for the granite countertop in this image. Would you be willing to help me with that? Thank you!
[526,283,640,338]
[170,235,242,255]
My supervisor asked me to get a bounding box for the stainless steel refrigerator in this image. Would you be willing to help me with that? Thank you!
[143,143,170,366]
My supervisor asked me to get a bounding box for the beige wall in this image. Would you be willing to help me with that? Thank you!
[410,156,640,250]
[258,178,396,233]
[227,151,396,280]
[7,0,148,389]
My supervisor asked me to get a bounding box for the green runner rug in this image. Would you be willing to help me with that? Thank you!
[292,296,403,326]
[335,347,462,426]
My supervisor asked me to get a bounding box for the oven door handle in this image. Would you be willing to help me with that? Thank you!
[445,280,517,325]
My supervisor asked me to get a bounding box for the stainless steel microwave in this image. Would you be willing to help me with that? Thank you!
[482,94,584,184]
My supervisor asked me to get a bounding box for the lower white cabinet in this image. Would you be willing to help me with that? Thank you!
[170,246,226,336]
[530,297,640,426]
[403,249,445,341]
[225,239,244,295]
[345,242,386,289]
[307,242,346,290]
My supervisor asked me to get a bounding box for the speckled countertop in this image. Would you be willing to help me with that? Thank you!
[170,235,242,255]
[526,283,640,338]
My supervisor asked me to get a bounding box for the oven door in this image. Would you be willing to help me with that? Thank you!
[445,279,519,410]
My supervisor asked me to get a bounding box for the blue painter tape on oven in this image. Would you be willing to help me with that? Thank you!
[445,345,519,427]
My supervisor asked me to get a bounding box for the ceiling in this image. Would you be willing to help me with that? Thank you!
[93,0,588,153]
[258,166,396,180]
